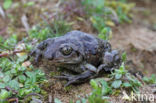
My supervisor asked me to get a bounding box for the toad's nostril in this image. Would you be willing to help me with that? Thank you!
[44,53,54,60]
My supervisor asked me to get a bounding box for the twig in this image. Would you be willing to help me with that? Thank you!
[24,93,43,102]
[0,50,25,58]
[7,98,19,103]
[132,7,147,12]
[135,73,145,85]
[105,7,119,25]
[48,94,52,103]
[5,86,18,94]
[21,15,30,34]
[0,5,5,19]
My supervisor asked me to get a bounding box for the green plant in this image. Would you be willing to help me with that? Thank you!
[98,27,112,40]
[29,19,72,41]
[24,1,35,7]
[54,98,62,103]
[88,79,111,103]
[143,74,156,84]
[110,53,142,93]
[0,34,17,50]
[72,79,111,103]
[75,80,110,103]
[82,0,135,40]
[3,0,12,10]
[29,26,53,41]
[50,19,72,36]
[0,30,47,102]
[105,1,135,23]
[0,56,45,100]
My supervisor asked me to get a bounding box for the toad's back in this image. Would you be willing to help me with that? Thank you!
[63,30,111,66]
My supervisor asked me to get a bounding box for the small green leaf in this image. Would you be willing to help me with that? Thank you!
[98,27,111,40]
[3,0,12,10]
[143,74,156,84]
[0,89,10,100]
[118,63,126,74]
[0,83,5,89]
[8,80,19,90]
[18,89,25,97]
[3,75,11,83]
[143,77,149,82]
[25,89,33,95]
[54,98,62,103]
[10,68,17,74]
[18,75,26,83]
[17,55,28,63]
[26,72,37,84]
[111,80,122,88]
[24,1,35,7]
[115,73,122,79]
[26,71,34,78]
[123,82,132,87]
[80,98,87,103]
[98,80,112,95]
[122,52,127,62]
[90,79,98,89]
[0,72,4,78]
[76,100,81,103]
[112,90,121,96]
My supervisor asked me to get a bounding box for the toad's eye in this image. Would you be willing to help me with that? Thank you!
[60,46,73,56]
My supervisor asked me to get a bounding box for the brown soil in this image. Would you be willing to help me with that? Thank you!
[110,0,156,76]
[111,24,156,76]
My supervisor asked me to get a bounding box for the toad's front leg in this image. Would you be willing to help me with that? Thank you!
[97,50,121,73]
[54,64,98,87]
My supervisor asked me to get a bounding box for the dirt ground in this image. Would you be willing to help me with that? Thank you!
[110,0,156,76]
[0,0,156,102]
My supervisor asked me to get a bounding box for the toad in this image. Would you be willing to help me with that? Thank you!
[31,30,121,86]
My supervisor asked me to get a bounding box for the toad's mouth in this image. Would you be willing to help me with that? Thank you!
[44,55,83,65]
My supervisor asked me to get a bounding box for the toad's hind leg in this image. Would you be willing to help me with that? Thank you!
[54,70,96,87]
[54,64,98,87]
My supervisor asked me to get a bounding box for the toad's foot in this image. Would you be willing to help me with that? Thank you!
[54,70,96,87]
[97,64,113,73]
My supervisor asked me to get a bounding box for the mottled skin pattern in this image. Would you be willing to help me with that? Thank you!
[32,30,121,86]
